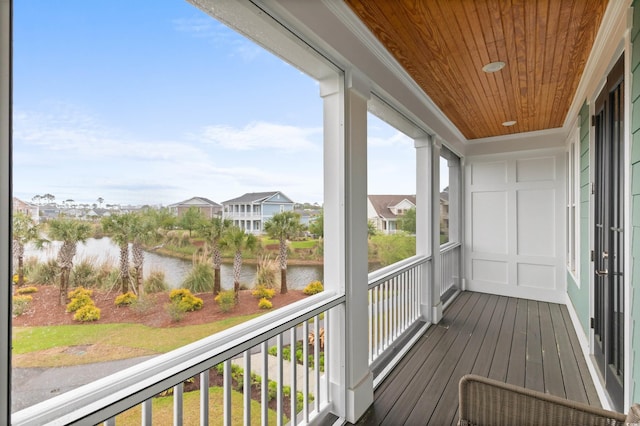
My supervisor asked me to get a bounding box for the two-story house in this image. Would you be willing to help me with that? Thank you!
[167,196,222,219]
[11,197,39,223]
[222,191,294,234]
[4,1,640,425]
[367,194,416,234]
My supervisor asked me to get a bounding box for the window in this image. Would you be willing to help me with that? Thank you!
[366,111,417,271]
[566,127,580,275]
[12,0,326,412]
[439,147,460,245]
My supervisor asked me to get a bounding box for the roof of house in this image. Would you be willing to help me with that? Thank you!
[168,196,221,208]
[12,197,38,208]
[222,191,294,204]
[368,194,416,220]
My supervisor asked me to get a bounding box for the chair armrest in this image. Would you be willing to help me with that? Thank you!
[458,374,628,426]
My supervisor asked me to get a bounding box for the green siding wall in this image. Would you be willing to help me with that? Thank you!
[567,102,591,336]
[631,0,640,404]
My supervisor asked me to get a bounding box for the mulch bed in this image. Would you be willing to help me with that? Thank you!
[13,285,308,328]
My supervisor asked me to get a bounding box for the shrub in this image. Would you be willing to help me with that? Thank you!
[68,287,93,299]
[29,259,58,285]
[70,257,100,288]
[303,281,324,295]
[252,285,276,300]
[165,302,185,322]
[16,286,38,295]
[182,262,214,293]
[12,295,32,316]
[144,270,169,294]
[178,295,203,312]
[114,291,138,306]
[215,290,236,313]
[255,255,278,288]
[370,234,416,266]
[66,295,94,313]
[166,230,190,247]
[269,342,325,372]
[94,267,120,291]
[73,304,101,322]
[169,288,189,302]
[66,287,95,313]
[214,363,245,389]
[169,288,203,312]
[258,297,273,310]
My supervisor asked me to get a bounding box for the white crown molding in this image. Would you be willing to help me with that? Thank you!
[465,127,566,157]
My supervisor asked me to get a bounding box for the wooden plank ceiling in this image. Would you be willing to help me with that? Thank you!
[344,0,609,140]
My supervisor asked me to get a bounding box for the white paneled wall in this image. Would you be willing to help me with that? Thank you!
[465,149,566,302]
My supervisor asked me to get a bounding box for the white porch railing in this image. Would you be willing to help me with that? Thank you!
[12,253,460,424]
[440,242,461,301]
[367,255,428,365]
[12,293,344,426]
[225,212,261,219]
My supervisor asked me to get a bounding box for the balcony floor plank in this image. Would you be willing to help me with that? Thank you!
[354,292,601,425]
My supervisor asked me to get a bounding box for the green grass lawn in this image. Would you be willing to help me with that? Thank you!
[12,314,262,367]
[116,386,283,425]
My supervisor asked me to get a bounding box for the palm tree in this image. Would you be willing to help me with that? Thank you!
[264,211,303,294]
[130,212,155,296]
[47,218,91,304]
[198,217,232,295]
[42,193,55,205]
[102,213,134,294]
[221,226,257,299]
[97,197,104,208]
[12,212,41,286]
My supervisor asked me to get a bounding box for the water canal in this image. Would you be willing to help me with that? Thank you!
[24,237,323,290]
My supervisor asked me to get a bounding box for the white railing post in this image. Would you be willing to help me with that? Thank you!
[200,371,209,426]
[173,383,183,426]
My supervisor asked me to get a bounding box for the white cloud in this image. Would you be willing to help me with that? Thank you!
[14,106,207,162]
[199,121,321,152]
[368,130,413,147]
[172,17,218,39]
[172,17,262,62]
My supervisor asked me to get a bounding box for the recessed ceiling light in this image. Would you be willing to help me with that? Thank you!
[482,61,505,73]
[502,120,517,127]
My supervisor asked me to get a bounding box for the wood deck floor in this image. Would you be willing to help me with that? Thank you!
[354,291,601,425]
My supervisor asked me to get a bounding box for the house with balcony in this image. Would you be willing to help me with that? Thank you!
[3,0,640,425]
[167,196,222,219]
[367,194,416,234]
[222,191,295,234]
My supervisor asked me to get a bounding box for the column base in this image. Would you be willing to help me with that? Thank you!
[432,302,443,323]
[346,371,374,423]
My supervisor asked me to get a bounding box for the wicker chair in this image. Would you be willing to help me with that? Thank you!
[458,374,640,426]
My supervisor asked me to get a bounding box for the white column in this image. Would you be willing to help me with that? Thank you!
[431,138,443,323]
[0,0,10,422]
[321,69,373,423]
[415,136,432,322]
[448,157,461,243]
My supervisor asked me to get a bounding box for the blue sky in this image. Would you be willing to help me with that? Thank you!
[13,1,418,207]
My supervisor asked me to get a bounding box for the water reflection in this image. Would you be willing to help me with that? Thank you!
[24,237,323,290]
